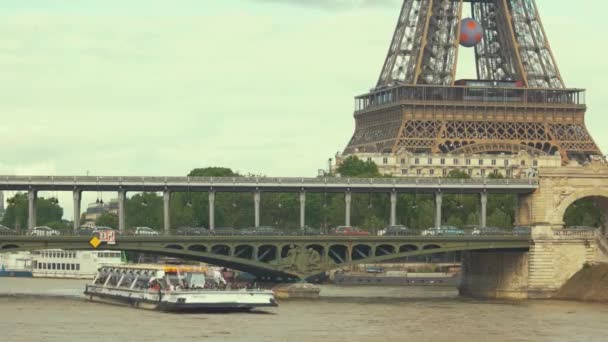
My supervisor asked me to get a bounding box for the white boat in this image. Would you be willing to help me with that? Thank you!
[84,264,278,311]
[28,249,123,279]
[0,251,33,277]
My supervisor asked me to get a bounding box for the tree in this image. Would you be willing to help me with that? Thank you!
[563,199,603,227]
[188,167,240,177]
[2,193,63,230]
[487,172,505,179]
[447,169,471,179]
[336,156,381,178]
[96,213,118,228]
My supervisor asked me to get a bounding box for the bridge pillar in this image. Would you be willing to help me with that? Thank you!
[299,191,306,228]
[73,190,82,232]
[254,190,261,228]
[434,191,442,228]
[118,190,126,234]
[345,191,352,226]
[480,191,488,228]
[390,190,397,226]
[209,191,216,230]
[163,190,171,235]
[27,189,37,230]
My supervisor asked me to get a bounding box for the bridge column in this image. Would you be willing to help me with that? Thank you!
[480,191,488,228]
[208,191,216,230]
[434,191,442,228]
[73,190,82,232]
[254,190,261,228]
[118,190,126,234]
[299,191,306,228]
[345,191,352,226]
[163,190,171,235]
[390,190,397,226]
[27,189,37,230]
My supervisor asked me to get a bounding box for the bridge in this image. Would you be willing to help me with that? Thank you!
[0,175,538,233]
[0,234,530,282]
[2,166,608,298]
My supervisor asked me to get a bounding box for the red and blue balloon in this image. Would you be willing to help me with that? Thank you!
[459,18,483,48]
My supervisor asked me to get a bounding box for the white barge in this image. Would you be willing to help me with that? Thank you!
[84,265,278,311]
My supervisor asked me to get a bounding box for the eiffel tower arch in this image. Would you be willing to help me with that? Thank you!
[343,0,603,170]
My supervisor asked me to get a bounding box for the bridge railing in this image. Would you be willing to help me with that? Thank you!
[0,175,539,187]
[552,228,598,239]
[0,229,531,238]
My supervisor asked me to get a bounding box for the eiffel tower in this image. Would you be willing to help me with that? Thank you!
[344,0,603,165]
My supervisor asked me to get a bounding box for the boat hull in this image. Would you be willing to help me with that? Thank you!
[84,285,277,312]
[0,269,33,277]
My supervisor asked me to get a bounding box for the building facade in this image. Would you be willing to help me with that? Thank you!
[335,151,561,179]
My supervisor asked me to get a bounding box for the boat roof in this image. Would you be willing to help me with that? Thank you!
[100,264,208,273]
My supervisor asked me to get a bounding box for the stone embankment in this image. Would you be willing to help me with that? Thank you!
[555,263,608,302]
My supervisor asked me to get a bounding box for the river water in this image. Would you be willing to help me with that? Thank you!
[1,278,607,342]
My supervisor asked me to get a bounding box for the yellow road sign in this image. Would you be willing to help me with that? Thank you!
[89,236,101,248]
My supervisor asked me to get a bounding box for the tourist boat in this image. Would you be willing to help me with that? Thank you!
[84,265,278,311]
[0,251,33,277]
[0,249,125,279]
[31,249,124,279]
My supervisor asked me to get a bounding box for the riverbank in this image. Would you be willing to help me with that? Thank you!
[556,263,608,302]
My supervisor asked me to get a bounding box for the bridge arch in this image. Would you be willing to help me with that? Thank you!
[399,244,418,252]
[164,244,184,250]
[187,245,207,253]
[375,244,396,256]
[211,244,231,256]
[351,244,372,261]
[234,245,254,259]
[552,187,608,230]
[560,195,608,233]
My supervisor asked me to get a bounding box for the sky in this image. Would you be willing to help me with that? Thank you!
[1,0,607,219]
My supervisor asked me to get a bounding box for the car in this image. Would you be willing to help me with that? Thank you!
[422,226,465,236]
[383,225,412,236]
[513,226,531,235]
[213,227,235,236]
[28,226,60,236]
[301,226,323,236]
[176,227,210,236]
[92,226,118,237]
[133,227,160,236]
[436,226,465,236]
[240,226,283,236]
[422,227,439,236]
[366,266,385,274]
[472,226,505,236]
[330,226,370,236]
[76,226,95,236]
[0,225,17,235]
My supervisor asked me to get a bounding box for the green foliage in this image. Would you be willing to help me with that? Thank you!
[487,172,505,179]
[1,193,63,230]
[95,213,118,228]
[336,156,380,178]
[188,167,240,177]
[447,169,471,179]
[563,199,603,227]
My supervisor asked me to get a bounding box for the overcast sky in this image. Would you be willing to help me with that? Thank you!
[1,0,607,219]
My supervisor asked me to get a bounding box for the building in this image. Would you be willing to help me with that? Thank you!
[0,191,4,220]
[336,151,561,179]
[83,199,119,223]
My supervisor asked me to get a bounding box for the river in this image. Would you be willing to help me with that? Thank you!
[0,278,607,342]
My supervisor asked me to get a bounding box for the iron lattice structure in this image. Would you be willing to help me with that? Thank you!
[345,0,602,164]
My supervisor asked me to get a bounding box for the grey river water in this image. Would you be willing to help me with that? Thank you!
[1,278,607,342]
